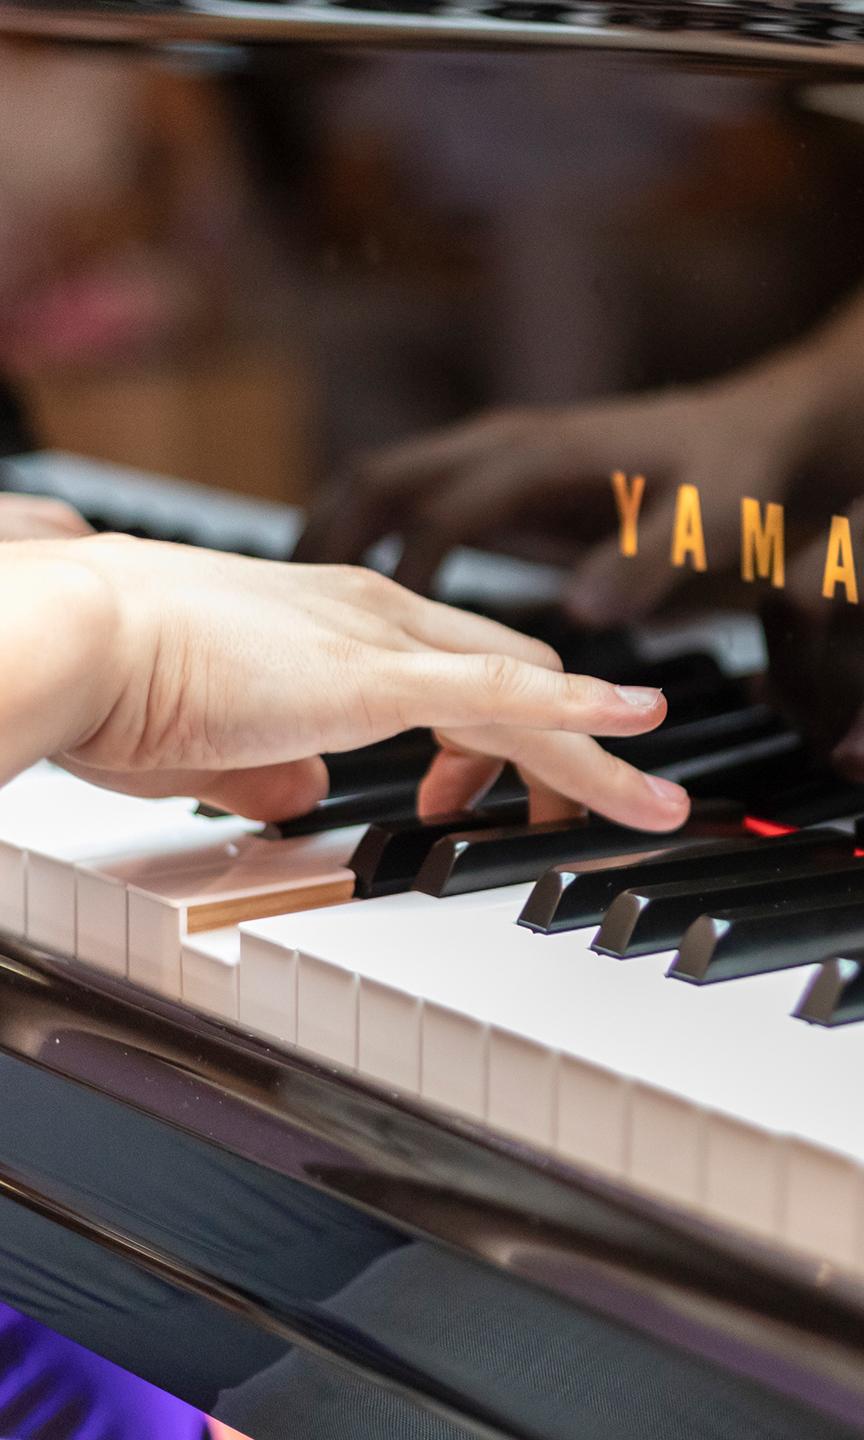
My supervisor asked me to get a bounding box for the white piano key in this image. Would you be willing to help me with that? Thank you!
[627,1082,705,1210]
[487,1028,558,1147]
[181,927,241,1022]
[126,825,364,999]
[556,1055,630,1180]
[241,888,529,1092]
[782,1139,864,1270]
[703,1112,782,1240]
[238,924,304,1045]
[26,794,197,956]
[0,766,77,933]
[76,814,253,977]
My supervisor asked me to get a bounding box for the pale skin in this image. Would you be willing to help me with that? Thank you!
[0,534,689,831]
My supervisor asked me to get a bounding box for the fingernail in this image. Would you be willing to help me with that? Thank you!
[643,773,689,806]
[615,685,663,709]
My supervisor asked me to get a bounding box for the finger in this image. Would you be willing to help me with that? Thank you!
[53,754,330,821]
[388,582,564,671]
[418,747,504,815]
[388,651,667,736]
[194,757,330,822]
[524,774,587,824]
[435,724,690,831]
[0,495,92,540]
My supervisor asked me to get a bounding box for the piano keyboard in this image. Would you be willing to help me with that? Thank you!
[6,746,864,1284]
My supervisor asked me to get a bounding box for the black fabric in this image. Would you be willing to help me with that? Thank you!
[215,1244,858,1440]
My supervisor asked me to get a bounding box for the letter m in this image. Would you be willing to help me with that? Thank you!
[741,497,784,588]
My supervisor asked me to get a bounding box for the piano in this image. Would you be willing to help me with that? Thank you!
[2,3,864,1437]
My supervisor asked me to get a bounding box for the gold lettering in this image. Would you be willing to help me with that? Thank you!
[611,470,645,558]
[671,483,707,571]
[822,515,859,604]
[741,497,785,588]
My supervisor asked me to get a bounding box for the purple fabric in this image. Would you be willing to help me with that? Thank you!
[0,1301,208,1439]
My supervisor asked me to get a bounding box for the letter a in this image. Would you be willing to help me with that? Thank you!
[671,483,707,571]
[822,515,859,604]
[741,497,785,588]
[611,471,645,558]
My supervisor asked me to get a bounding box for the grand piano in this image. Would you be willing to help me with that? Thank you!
[1,2,864,1436]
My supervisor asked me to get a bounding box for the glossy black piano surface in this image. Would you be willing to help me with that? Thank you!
[4,1,864,1436]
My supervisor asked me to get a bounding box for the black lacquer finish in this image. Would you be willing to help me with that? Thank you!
[0,935,863,1439]
[671,899,864,984]
[795,953,864,1026]
[350,797,528,897]
[9,5,864,1437]
[520,829,850,934]
[413,806,743,897]
[594,853,864,958]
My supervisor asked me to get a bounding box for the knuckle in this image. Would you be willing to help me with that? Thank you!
[566,672,611,710]
[330,564,389,599]
[479,652,522,701]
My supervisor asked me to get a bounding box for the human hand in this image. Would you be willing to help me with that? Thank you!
[296,353,820,625]
[0,493,91,540]
[5,535,688,831]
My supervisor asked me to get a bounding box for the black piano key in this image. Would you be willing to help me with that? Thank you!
[670,891,864,985]
[267,776,422,837]
[664,731,803,794]
[323,729,435,788]
[594,854,864,959]
[519,829,852,935]
[412,801,744,898]
[754,773,864,828]
[608,703,783,773]
[795,954,864,1026]
[350,796,529,898]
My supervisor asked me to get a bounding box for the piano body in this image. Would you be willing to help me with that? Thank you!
[2,2,864,1436]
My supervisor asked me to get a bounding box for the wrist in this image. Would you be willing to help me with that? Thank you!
[0,542,122,766]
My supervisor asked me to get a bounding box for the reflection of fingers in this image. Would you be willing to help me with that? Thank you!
[390,651,668,736]
[392,527,453,597]
[420,448,559,541]
[368,413,513,491]
[832,704,864,782]
[564,493,683,627]
[293,473,392,566]
[433,724,690,831]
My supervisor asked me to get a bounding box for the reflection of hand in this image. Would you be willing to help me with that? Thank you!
[763,494,864,777]
[0,493,91,540]
[0,536,687,832]
[209,1422,249,1440]
[297,355,816,623]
